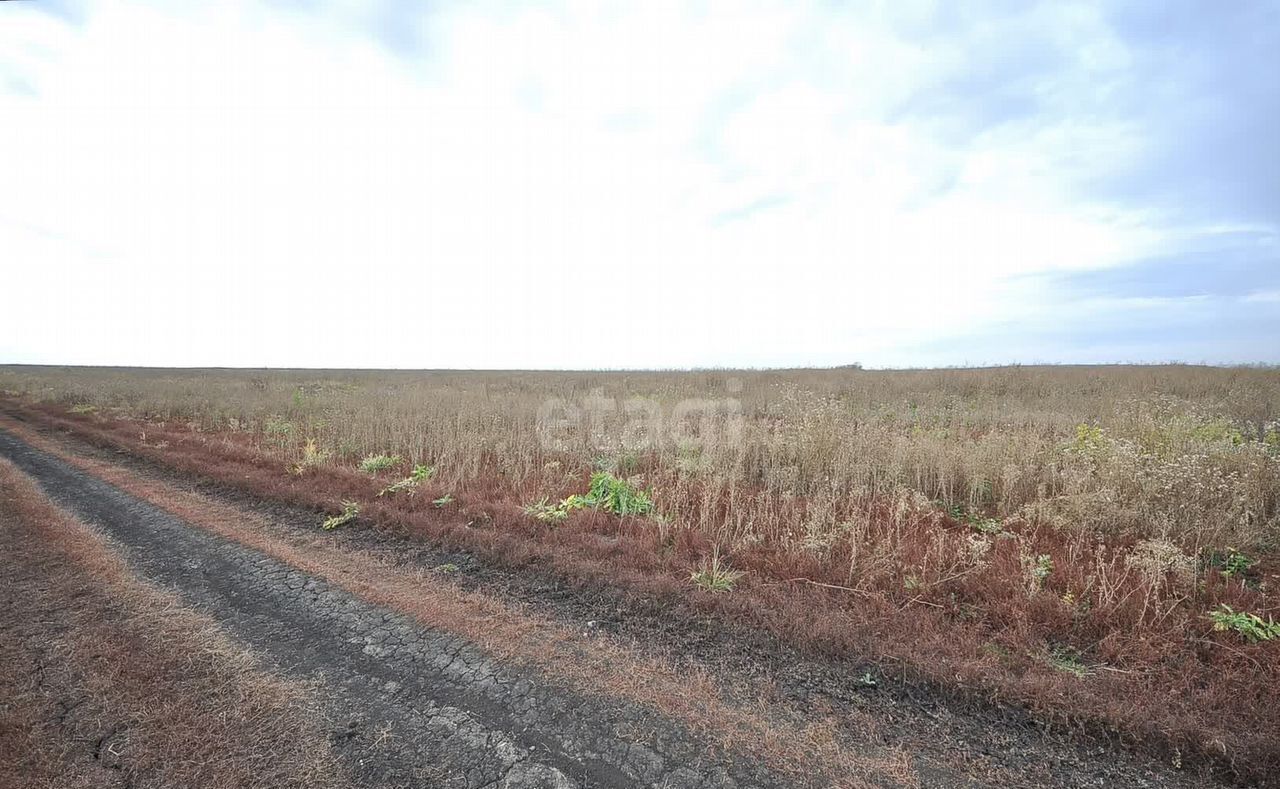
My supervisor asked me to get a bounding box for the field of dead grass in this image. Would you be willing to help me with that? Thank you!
[4,364,1276,550]
[1,363,1278,781]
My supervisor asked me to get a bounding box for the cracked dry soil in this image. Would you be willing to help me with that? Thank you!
[0,430,794,789]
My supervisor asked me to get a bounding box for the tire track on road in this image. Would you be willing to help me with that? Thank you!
[0,429,794,789]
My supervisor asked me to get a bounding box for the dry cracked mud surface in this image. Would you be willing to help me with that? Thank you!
[0,427,1230,788]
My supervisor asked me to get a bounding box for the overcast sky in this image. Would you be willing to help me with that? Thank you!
[2,1,1277,369]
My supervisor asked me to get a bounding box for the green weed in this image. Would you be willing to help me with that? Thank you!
[675,443,706,475]
[378,464,435,496]
[560,494,594,512]
[321,500,360,530]
[418,464,437,479]
[1070,422,1107,452]
[982,642,1012,661]
[523,472,655,524]
[1206,547,1256,580]
[378,478,415,497]
[690,548,745,593]
[585,472,654,516]
[1208,605,1280,643]
[359,454,402,474]
[523,497,570,523]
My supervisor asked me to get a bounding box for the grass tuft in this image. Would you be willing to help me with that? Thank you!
[690,548,745,593]
[290,438,331,475]
[359,454,402,474]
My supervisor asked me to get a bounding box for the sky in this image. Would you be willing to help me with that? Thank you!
[1,0,1277,369]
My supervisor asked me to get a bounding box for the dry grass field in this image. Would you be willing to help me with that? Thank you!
[2,363,1278,780]
[5,364,1277,548]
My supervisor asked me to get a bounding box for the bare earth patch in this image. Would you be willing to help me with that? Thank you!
[0,456,348,789]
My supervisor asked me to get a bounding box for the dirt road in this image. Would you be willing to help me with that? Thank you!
[0,427,1224,788]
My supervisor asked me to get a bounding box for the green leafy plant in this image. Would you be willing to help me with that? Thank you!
[690,548,745,593]
[560,494,594,512]
[1203,547,1262,590]
[585,472,654,516]
[378,464,435,496]
[1207,548,1257,580]
[1208,605,1280,643]
[432,493,454,507]
[378,477,416,497]
[524,497,569,523]
[321,500,360,530]
[412,464,435,480]
[1070,422,1107,452]
[523,473,656,525]
[359,454,403,474]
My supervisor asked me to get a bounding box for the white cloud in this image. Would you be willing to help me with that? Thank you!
[1243,290,1280,304]
[0,1,1257,367]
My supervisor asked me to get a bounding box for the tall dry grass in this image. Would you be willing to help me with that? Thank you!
[4,364,1276,553]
